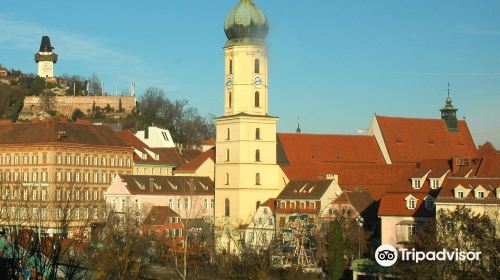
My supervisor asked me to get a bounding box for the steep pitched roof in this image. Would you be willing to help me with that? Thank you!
[277,133,385,180]
[277,179,333,200]
[375,115,477,163]
[261,198,276,212]
[118,175,214,196]
[472,142,500,177]
[0,120,128,148]
[143,206,180,225]
[175,147,215,173]
[436,177,500,204]
[332,191,377,220]
[378,192,435,217]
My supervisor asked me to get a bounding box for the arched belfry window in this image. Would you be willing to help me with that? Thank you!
[255,149,261,162]
[229,59,233,75]
[225,198,230,216]
[255,59,260,73]
[255,91,260,107]
[256,173,261,185]
[228,92,232,108]
[256,128,261,140]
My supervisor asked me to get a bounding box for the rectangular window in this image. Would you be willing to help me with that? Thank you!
[32,155,38,165]
[177,199,182,209]
[66,190,71,201]
[85,190,89,201]
[56,190,62,201]
[203,198,208,209]
[56,171,62,182]
[41,190,47,201]
[477,191,485,198]
[23,171,29,182]
[94,173,98,183]
[75,172,80,182]
[93,190,98,201]
[23,189,28,201]
[457,191,464,198]
[168,198,173,209]
[66,172,72,182]
[32,190,37,201]
[211,198,215,208]
[76,190,80,201]
[32,172,38,182]
[430,179,439,189]
[41,172,47,182]
[23,155,29,164]
[56,155,62,165]
[66,155,72,165]
[412,179,421,189]
[75,156,80,165]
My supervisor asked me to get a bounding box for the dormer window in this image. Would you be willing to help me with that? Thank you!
[412,179,421,189]
[456,191,464,198]
[430,179,439,189]
[476,191,485,199]
[407,198,416,209]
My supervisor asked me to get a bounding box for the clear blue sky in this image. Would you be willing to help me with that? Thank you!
[1,0,499,147]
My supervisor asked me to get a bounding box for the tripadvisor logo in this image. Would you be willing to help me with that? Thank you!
[375,244,482,267]
[375,244,398,267]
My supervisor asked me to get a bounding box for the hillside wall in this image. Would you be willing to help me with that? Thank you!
[21,95,136,117]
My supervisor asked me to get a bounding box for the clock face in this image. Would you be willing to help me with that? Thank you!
[225,75,233,88]
[253,75,264,86]
[43,63,53,72]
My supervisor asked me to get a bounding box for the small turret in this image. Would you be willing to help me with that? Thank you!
[440,83,458,132]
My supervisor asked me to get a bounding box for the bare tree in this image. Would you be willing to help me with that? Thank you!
[88,73,102,96]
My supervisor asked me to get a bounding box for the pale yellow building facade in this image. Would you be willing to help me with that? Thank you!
[214,0,283,252]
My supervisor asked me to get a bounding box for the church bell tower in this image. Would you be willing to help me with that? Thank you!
[215,0,281,250]
[35,36,58,78]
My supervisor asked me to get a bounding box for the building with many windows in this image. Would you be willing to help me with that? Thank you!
[105,174,214,221]
[0,119,133,236]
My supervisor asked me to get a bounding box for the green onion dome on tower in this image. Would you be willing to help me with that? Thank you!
[224,0,269,47]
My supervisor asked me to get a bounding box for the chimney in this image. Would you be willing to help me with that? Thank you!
[145,127,149,139]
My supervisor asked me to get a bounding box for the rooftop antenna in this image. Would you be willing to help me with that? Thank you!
[296,116,301,133]
[131,82,136,97]
[447,82,451,98]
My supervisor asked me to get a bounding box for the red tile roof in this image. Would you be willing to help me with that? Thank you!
[143,206,181,226]
[0,120,129,148]
[472,142,500,177]
[277,133,385,180]
[261,198,276,212]
[378,192,435,217]
[436,177,500,204]
[175,147,215,173]
[375,115,477,163]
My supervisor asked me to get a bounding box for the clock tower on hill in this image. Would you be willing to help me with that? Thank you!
[35,36,58,78]
[215,0,282,252]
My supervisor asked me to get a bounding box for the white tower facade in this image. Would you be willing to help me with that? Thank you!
[35,36,58,78]
[215,0,282,253]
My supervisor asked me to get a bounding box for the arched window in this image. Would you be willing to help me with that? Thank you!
[228,92,232,108]
[256,128,261,140]
[254,59,260,73]
[225,173,229,185]
[229,59,233,75]
[255,91,260,107]
[255,149,261,162]
[226,128,230,140]
[225,198,230,216]
[256,173,261,185]
[226,149,230,161]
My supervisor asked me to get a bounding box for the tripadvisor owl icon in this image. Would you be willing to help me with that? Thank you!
[375,244,398,267]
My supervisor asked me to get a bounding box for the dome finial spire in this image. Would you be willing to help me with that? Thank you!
[296,116,301,133]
